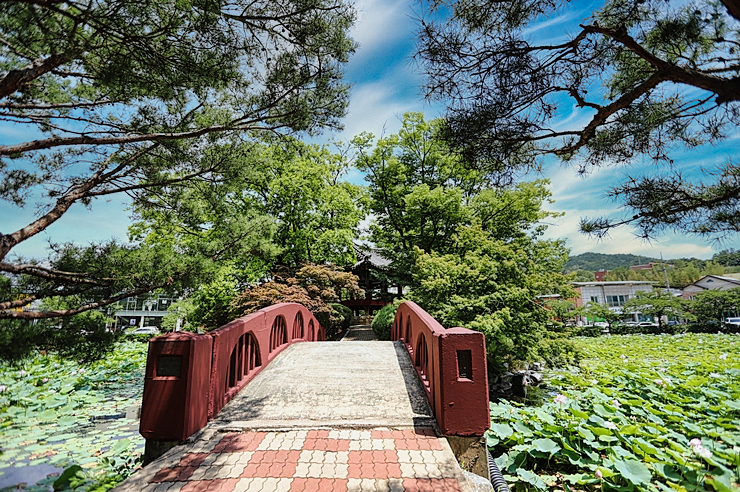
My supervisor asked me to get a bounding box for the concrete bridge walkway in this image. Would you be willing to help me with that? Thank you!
[116,327,481,492]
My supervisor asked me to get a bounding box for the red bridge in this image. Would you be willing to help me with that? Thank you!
[115,301,491,492]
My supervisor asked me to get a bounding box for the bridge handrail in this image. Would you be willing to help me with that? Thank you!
[140,302,324,442]
[392,301,489,436]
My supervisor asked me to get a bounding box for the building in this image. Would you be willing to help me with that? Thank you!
[341,244,402,317]
[573,281,655,322]
[114,294,178,330]
[682,275,740,300]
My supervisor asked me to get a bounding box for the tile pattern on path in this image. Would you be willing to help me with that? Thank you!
[136,428,465,492]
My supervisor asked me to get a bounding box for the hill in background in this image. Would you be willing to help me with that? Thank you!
[565,253,659,273]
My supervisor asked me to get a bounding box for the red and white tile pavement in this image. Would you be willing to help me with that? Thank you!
[122,427,471,492]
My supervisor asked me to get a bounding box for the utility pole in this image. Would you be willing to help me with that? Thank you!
[660,252,670,290]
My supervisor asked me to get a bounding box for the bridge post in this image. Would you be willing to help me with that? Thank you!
[139,332,213,464]
[393,301,491,480]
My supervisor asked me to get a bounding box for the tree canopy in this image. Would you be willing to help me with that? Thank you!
[416,0,740,239]
[0,0,356,319]
[354,113,576,369]
[353,112,562,284]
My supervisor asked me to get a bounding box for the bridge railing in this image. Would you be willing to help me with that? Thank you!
[140,303,324,443]
[392,301,489,436]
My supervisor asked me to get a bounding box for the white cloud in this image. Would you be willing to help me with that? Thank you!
[351,0,413,61]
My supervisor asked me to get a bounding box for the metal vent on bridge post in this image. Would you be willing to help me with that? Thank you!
[457,350,472,380]
[156,355,182,377]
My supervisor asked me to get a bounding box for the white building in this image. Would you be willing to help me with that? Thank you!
[573,281,655,322]
[682,275,740,300]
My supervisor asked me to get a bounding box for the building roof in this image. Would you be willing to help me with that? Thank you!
[572,281,654,286]
[352,243,391,269]
[682,275,740,291]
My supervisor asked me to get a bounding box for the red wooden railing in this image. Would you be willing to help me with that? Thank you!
[392,301,489,436]
[140,303,324,442]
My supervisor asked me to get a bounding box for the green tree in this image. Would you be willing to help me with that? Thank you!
[544,299,581,328]
[416,0,740,239]
[691,288,740,326]
[354,113,573,369]
[353,112,561,284]
[624,290,692,330]
[129,137,366,274]
[713,249,740,267]
[583,303,623,329]
[410,226,575,371]
[0,0,356,320]
[246,139,367,266]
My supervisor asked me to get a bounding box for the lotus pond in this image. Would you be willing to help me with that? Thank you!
[488,333,740,491]
[0,340,148,491]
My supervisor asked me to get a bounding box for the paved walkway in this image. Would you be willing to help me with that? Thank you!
[116,338,478,492]
[341,325,377,342]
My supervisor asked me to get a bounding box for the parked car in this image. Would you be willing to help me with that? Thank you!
[725,317,740,328]
[129,326,160,335]
[637,321,659,328]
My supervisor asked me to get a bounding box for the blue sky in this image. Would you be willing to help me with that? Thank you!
[1,0,737,262]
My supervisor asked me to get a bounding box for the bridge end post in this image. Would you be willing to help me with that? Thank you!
[437,328,490,481]
[139,332,213,464]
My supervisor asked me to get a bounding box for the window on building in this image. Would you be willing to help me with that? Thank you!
[590,296,600,303]
[606,295,630,307]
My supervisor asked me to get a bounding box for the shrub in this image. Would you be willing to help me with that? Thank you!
[372,303,398,341]
[330,303,352,333]
[575,324,601,337]
[231,264,363,340]
[0,309,115,363]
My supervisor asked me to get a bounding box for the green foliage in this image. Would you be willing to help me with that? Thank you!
[0,341,148,490]
[330,303,353,333]
[0,298,116,363]
[2,0,357,322]
[160,299,196,333]
[410,226,576,371]
[565,253,660,272]
[691,288,740,327]
[0,319,46,363]
[372,303,399,341]
[714,249,740,267]
[250,138,368,266]
[624,290,694,330]
[230,264,364,339]
[353,112,573,370]
[416,0,740,239]
[487,334,740,491]
[188,269,241,331]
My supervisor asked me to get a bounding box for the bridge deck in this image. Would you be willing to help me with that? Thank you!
[214,341,435,430]
[115,336,482,492]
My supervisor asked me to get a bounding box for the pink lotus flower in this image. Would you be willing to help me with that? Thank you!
[604,422,618,430]
[612,399,621,407]
[0,385,6,392]
[18,370,26,377]
[595,470,603,479]
[689,438,713,458]
[553,394,568,405]
[42,378,49,383]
